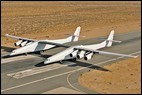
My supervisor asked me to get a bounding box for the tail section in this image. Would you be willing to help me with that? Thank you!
[106,30,114,47]
[65,26,81,42]
[71,26,81,42]
[84,30,121,50]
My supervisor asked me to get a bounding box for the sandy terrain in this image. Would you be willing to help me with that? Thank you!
[1,1,141,48]
[1,1,141,94]
[79,56,141,94]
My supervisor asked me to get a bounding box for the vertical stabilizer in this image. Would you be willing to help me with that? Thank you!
[106,30,115,47]
[65,26,81,42]
[72,26,81,42]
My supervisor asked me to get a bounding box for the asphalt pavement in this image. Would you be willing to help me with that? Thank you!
[1,30,141,94]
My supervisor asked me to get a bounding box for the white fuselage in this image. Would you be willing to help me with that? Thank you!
[10,36,74,56]
[9,26,81,56]
[44,30,138,64]
[44,40,107,64]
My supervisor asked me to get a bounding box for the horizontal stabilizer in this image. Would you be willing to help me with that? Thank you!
[107,40,122,43]
[65,34,85,38]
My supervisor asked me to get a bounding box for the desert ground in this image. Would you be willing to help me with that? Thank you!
[1,1,141,47]
[79,56,141,94]
[1,1,141,94]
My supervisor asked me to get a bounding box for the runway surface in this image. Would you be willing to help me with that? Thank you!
[1,30,141,94]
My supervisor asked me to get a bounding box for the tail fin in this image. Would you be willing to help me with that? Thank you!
[65,26,81,42]
[106,30,114,47]
[72,26,81,42]
[70,26,81,42]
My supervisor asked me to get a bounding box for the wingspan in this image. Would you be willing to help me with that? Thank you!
[74,47,138,58]
[5,34,70,48]
[5,34,36,42]
[38,41,70,48]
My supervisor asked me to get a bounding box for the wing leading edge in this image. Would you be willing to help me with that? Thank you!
[74,47,138,58]
[5,34,70,48]
[5,34,36,42]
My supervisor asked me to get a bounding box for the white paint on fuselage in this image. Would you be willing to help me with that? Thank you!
[10,36,74,56]
[9,26,81,56]
[44,40,107,64]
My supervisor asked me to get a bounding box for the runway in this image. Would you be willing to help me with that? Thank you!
[1,30,141,94]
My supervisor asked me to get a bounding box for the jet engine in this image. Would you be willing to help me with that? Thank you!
[84,52,93,60]
[14,40,23,46]
[70,50,78,57]
[77,51,85,59]
[20,41,28,47]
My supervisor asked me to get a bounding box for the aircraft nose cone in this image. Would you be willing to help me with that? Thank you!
[44,60,52,64]
[44,59,51,64]
[9,50,16,56]
[9,53,15,56]
[44,61,48,64]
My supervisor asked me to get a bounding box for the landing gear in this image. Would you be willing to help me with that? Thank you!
[35,51,41,54]
[60,61,64,64]
[25,53,27,56]
[72,58,77,62]
[40,50,45,54]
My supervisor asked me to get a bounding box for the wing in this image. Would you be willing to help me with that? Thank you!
[38,41,70,48]
[5,34,37,42]
[5,34,70,48]
[74,47,138,58]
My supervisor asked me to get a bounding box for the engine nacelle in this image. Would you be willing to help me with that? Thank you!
[77,51,85,59]
[70,50,78,57]
[14,40,23,46]
[20,41,28,47]
[84,52,93,61]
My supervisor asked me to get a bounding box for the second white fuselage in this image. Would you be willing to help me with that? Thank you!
[10,26,81,56]
[44,40,107,64]
[11,37,75,55]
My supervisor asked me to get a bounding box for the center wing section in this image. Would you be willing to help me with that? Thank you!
[74,47,138,58]
[38,41,70,48]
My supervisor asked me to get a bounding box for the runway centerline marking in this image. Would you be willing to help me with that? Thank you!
[1,51,141,92]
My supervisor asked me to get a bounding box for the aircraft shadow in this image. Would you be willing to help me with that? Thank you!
[1,53,25,58]
[70,60,111,72]
[1,46,16,52]
[35,60,111,72]
[36,54,52,58]
[35,61,57,67]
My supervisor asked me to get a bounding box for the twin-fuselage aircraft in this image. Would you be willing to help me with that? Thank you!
[5,27,138,64]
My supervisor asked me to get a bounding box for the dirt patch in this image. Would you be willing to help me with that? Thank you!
[1,1,141,48]
[78,56,141,94]
[1,2,141,94]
